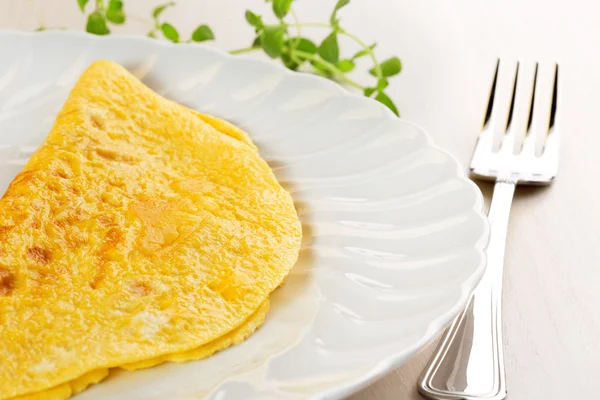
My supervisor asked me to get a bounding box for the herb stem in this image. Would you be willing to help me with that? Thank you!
[338,28,383,86]
[229,46,261,55]
[283,22,384,87]
[128,14,154,27]
[294,50,364,89]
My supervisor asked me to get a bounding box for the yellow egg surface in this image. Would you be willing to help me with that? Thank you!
[0,60,301,399]
[12,300,269,400]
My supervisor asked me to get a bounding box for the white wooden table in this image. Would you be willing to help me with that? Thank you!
[2,1,599,399]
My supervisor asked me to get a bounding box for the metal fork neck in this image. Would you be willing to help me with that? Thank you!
[418,179,515,400]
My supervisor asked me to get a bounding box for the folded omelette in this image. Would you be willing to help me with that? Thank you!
[0,60,302,399]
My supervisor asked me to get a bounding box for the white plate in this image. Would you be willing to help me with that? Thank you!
[0,31,488,400]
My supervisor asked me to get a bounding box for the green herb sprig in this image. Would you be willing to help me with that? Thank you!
[146,2,214,43]
[67,0,401,115]
[78,0,125,35]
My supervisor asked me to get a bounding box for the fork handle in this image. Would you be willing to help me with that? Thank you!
[418,179,516,400]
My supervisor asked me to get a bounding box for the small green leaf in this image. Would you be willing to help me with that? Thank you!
[272,0,292,19]
[363,87,376,97]
[330,0,350,24]
[318,32,339,63]
[161,23,180,42]
[352,43,376,60]
[86,11,110,35]
[284,38,316,69]
[191,24,214,42]
[245,10,263,28]
[147,30,157,38]
[337,59,355,72]
[252,35,262,47]
[376,78,389,91]
[261,26,285,58]
[77,0,89,12]
[369,56,402,77]
[375,91,399,116]
[35,26,46,32]
[106,0,125,24]
[106,10,125,24]
[287,37,317,54]
[152,2,175,19]
[334,0,351,12]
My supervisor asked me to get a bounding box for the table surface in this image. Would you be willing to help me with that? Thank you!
[2,1,599,399]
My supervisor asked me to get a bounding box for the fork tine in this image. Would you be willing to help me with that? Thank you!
[501,62,538,155]
[481,59,500,130]
[526,63,539,134]
[489,60,519,152]
[504,62,520,133]
[497,62,519,154]
[475,60,500,152]
[542,64,560,169]
[547,64,559,137]
[521,63,557,156]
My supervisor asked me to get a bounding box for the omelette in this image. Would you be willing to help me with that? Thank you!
[0,60,302,399]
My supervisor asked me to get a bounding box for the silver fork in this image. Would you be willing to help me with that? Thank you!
[418,60,560,400]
